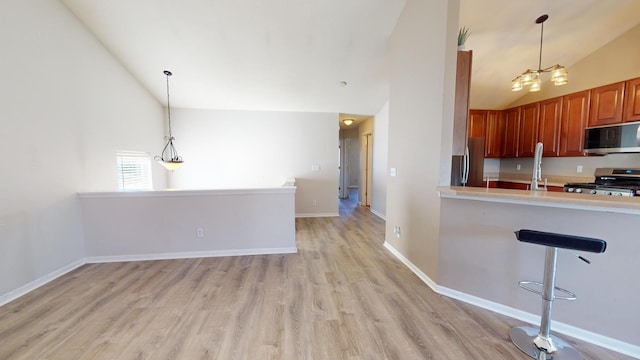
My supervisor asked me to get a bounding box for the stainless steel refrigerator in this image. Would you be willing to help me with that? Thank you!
[451,137,484,187]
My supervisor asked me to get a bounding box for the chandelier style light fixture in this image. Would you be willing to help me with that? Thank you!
[155,70,184,171]
[511,14,568,92]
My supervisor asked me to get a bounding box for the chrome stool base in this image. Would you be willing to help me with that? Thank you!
[510,326,583,360]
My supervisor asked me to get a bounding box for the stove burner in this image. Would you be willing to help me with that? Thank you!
[564,168,640,197]
[563,183,638,197]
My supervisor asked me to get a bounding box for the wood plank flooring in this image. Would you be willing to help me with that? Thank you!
[0,193,632,359]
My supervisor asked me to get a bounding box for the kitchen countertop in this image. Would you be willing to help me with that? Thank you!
[438,186,640,215]
[483,173,593,187]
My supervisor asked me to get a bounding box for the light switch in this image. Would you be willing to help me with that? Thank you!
[390,168,397,177]
[311,165,320,171]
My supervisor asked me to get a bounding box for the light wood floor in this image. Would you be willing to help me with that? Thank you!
[0,194,631,359]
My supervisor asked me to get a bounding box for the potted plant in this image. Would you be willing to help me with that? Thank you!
[458,26,471,50]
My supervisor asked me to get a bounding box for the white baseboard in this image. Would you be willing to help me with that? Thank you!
[296,213,339,218]
[0,259,86,307]
[370,208,386,220]
[85,247,298,263]
[382,241,640,359]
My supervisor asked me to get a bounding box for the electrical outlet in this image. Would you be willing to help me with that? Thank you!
[393,226,401,238]
[577,165,583,173]
[516,164,521,171]
[196,227,204,238]
[312,200,317,206]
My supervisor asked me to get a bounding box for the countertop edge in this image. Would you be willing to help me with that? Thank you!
[438,186,640,215]
[78,186,297,198]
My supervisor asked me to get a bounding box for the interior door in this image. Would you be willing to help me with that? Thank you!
[361,132,373,207]
[338,139,348,199]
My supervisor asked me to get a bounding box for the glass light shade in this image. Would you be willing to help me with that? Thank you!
[529,75,542,92]
[511,77,523,91]
[520,70,536,86]
[553,76,568,86]
[158,160,184,171]
[343,119,354,126]
[550,65,568,81]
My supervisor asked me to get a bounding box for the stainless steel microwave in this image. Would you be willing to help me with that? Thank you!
[584,122,640,154]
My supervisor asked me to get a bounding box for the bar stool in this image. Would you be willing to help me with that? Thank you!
[510,229,607,360]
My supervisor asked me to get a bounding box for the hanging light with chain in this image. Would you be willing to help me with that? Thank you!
[155,70,184,171]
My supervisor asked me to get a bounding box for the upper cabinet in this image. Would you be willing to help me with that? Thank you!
[485,111,503,158]
[468,109,486,138]
[624,77,640,122]
[467,77,637,159]
[588,81,625,127]
[467,109,502,158]
[560,90,590,157]
[518,103,540,157]
[501,107,519,158]
[538,97,563,157]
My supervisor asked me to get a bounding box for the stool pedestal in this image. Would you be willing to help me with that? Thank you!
[510,229,607,360]
[510,248,582,360]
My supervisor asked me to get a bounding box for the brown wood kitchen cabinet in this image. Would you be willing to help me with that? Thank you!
[538,97,562,157]
[518,103,540,157]
[468,109,486,138]
[588,81,625,127]
[624,77,640,122]
[485,110,503,158]
[468,109,502,158]
[501,107,520,158]
[560,90,590,157]
[452,50,472,156]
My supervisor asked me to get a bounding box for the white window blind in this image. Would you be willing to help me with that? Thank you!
[117,151,153,191]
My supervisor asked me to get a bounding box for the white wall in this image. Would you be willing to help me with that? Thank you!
[385,0,459,281]
[372,102,389,218]
[0,0,165,298]
[80,189,296,260]
[167,108,339,216]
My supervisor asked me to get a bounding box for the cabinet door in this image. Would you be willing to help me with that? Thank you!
[468,110,486,138]
[560,90,590,157]
[624,77,640,122]
[452,50,473,155]
[501,107,519,158]
[485,111,503,158]
[518,103,540,157]
[538,97,562,157]
[589,82,625,127]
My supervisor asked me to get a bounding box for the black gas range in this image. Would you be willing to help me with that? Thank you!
[564,168,640,197]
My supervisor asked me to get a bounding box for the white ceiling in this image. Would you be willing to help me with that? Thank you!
[61,0,640,115]
[61,0,405,116]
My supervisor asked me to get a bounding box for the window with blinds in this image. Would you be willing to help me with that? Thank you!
[116,151,153,191]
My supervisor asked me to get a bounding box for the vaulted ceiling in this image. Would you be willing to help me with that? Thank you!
[61,0,640,115]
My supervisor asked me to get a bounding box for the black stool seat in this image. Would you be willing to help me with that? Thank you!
[510,229,607,359]
[515,229,606,253]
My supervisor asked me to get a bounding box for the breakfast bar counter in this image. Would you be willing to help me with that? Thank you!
[439,185,640,214]
[437,186,640,357]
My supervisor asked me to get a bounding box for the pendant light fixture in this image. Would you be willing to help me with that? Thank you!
[155,70,184,171]
[511,14,568,92]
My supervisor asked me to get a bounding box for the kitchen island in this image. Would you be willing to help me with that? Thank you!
[437,186,640,357]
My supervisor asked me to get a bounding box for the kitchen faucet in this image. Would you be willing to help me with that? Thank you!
[531,142,545,191]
